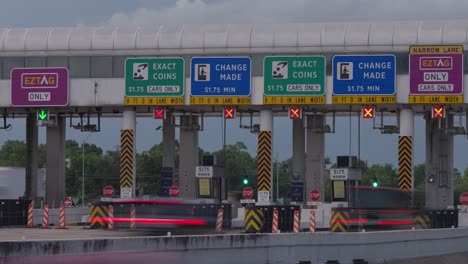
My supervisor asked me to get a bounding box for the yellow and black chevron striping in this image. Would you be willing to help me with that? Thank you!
[257,131,272,191]
[398,136,413,191]
[414,213,430,229]
[330,210,349,233]
[90,205,109,228]
[120,129,134,188]
[244,207,264,233]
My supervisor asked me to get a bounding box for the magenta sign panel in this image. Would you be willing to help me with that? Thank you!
[11,67,69,107]
[409,45,463,95]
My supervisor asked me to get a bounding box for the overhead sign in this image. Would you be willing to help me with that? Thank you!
[11,67,69,107]
[409,45,463,104]
[263,56,325,105]
[195,166,213,178]
[190,57,251,105]
[124,57,185,105]
[332,55,396,104]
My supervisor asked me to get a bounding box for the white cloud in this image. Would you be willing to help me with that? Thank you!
[106,0,468,25]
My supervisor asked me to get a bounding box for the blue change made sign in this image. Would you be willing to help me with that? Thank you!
[332,55,396,95]
[190,57,251,96]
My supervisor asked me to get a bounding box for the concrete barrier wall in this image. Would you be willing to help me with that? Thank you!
[1,228,468,264]
[32,207,90,225]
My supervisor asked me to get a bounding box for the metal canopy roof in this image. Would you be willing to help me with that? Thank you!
[0,20,466,55]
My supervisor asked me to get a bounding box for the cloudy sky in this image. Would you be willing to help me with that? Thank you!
[0,0,468,170]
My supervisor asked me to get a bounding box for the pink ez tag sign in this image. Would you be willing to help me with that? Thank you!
[11,67,69,107]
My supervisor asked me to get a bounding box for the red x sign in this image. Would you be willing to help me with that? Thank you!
[289,107,301,119]
[224,107,235,119]
[154,107,165,119]
[362,105,375,119]
[432,106,445,119]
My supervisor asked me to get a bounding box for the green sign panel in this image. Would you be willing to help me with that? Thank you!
[264,56,326,96]
[125,57,185,97]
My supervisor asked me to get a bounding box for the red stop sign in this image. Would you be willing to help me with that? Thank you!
[460,192,468,205]
[103,186,114,198]
[310,189,320,202]
[242,187,254,200]
[64,197,72,208]
[169,186,180,198]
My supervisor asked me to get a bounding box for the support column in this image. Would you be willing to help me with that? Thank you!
[25,114,38,201]
[398,108,414,198]
[257,109,273,203]
[162,111,175,169]
[305,115,325,202]
[292,119,306,201]
[46,116,66,207]
[120,108,136,198]
[179,115,199,199]
[425,114,454,209]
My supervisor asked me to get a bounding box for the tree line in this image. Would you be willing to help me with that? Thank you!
[0,139,467,205]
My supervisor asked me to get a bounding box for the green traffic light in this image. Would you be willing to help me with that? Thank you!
[38,110,48,120]
[372,177,378,188]
[242,177,249,185]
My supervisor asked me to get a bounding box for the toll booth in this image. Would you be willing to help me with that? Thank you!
[330,156,362,207]
[196,155,225,202]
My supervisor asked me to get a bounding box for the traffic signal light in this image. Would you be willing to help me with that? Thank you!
[362,105,375,119]
[224,107,235,119]
[37,109,49,121]
[289,107,301,119]
[242,176,249,186]
[372,177,378,188]
[154,107,165,119]
[431,105,445,119]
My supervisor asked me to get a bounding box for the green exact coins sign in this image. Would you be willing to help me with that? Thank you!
[264,56,326,96]
[125,57,184,97]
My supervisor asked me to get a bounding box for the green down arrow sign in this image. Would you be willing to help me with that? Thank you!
[38,110,48,120]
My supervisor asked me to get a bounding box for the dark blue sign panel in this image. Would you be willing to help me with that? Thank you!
[332,55,396,95]
[190,57,251,96]
[159,167,173,197]
[291,181,304,202]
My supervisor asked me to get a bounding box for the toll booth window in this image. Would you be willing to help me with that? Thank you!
[91,56,112,78]
[3,57,25,79]
[25,57,46,68]
[69,57,91,78]
[332,180,346,201]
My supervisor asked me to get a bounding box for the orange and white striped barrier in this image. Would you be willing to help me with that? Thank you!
[293,210,300,233]
[108,205,114,230]
[42,204,49,229]
[309,210,316,233]
[130,205,136,231]
[272,209,279,234]
[57,204,66,229]
[215,208,224,234]
[27,203,34,228]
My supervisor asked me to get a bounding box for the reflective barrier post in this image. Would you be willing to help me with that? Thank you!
[272,209,279,234]
[215,208,223,234]
[42,204,49,229]
[130,205,136,231]
[57,204,66,229]
[293,210,300,233]
[108,205,114,230]
[309,210,316,233]
[27,203,33,228]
